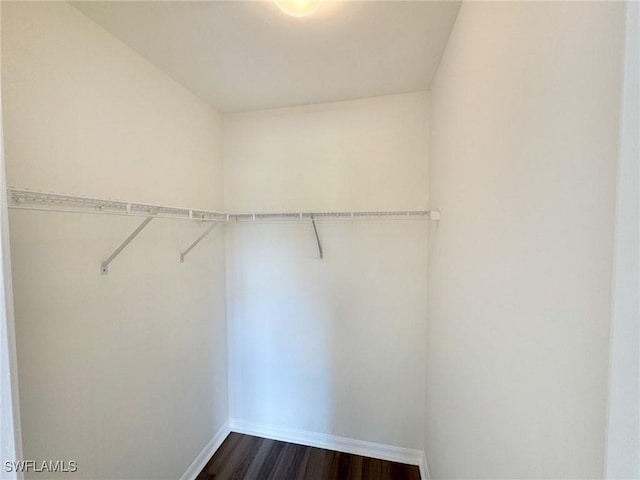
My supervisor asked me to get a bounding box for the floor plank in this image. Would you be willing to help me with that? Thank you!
[196,433,420,480]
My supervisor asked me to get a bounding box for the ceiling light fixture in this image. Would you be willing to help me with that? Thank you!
[274,0,321,18]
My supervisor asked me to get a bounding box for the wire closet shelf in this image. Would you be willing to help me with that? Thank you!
[7,187,439,272]
[7,187,229,222]
[7,188,439,222]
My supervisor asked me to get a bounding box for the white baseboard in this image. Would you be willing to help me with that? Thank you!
[229,418,428,479]
[180,420,231,480]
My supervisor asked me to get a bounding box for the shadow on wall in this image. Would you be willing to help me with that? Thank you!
[227,220,428,447]
[227,221,335,431]
[8,212,228,479]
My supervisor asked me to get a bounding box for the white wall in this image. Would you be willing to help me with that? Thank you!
[2,3,227,478]
[426,2,625,479]
[605,1,640,478]
[224,92,429,449]
[0,2,23,476]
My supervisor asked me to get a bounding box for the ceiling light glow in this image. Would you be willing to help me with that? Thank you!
[274,0,321,17]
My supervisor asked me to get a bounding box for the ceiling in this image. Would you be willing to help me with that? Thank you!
[73,1,461,113]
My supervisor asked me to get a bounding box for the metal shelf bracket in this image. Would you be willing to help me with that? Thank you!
[7,187,440,270]
[310,215,324,259]
[101,209,159,275]
[180,222,220,263]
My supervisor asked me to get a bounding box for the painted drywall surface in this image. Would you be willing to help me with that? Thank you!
[2,3,227,479]
[224,92,429,449]
[426,2,625,479]
[605,2,640,478]
[0,2,23,476]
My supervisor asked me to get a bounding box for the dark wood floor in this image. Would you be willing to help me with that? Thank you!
[196,433,420,480]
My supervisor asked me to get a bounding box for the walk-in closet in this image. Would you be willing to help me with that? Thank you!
[0,1,638,480]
